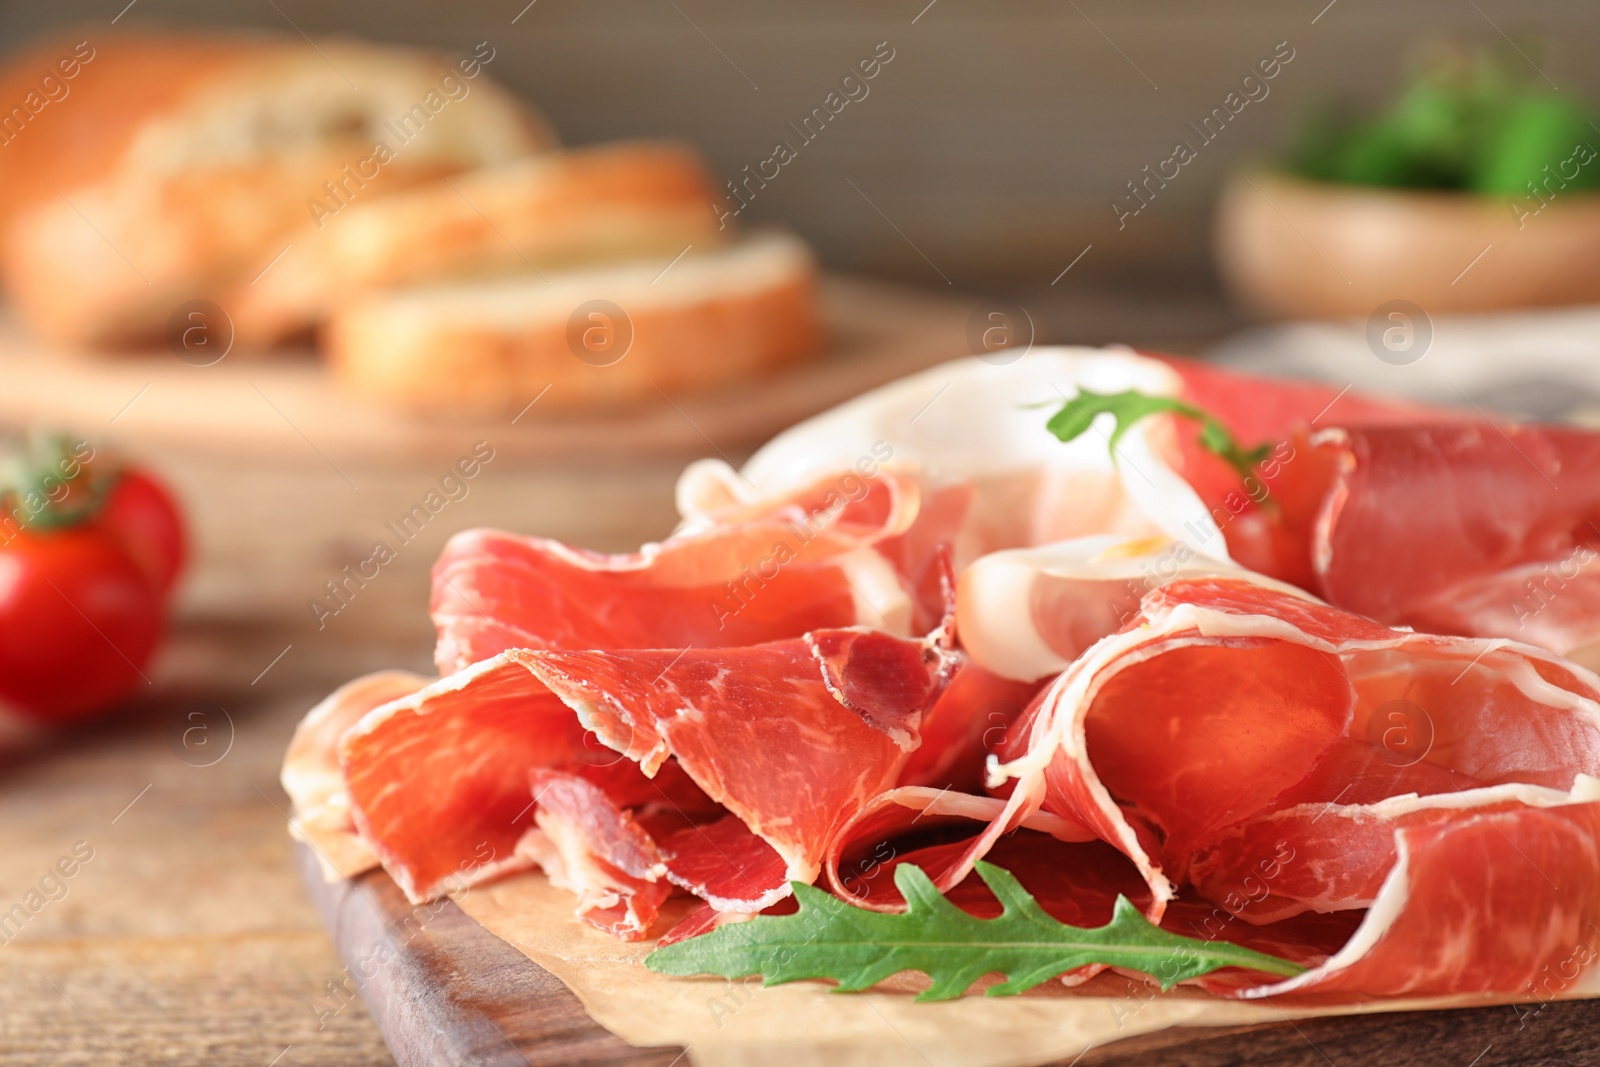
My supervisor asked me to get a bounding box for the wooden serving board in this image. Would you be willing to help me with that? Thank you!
[294,844,1600,1067]
[0,276,973,464]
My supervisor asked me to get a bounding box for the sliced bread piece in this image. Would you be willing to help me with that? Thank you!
[229,141,725,346]
[324,230,819,414]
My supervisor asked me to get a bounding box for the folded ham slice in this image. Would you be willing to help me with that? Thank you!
[520,628,955,909]
[1226,798,1600,999]
[338,625,953,918]
[338,653,716,902]
[979,576,1600,996]
[280,670,429,880]
[515,770,672,940]
[431,466,922,674]
[1160,356,1600,665]
[333,465,938,913]
[1121,356,1438,591]
[1287,422,1600,669]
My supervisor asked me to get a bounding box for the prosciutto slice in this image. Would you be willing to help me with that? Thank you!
[280,670,429,879]
[336,465,930,908]
[519,627,954,909]
[982,577,1600,996]
[1159,357,1600,663]
[1157,353,1437,514]
[338,653,718,902]
[514,770,671,940]
[1221,798,1600,999]
[1282,422,1600,667]
[431,466,922,673]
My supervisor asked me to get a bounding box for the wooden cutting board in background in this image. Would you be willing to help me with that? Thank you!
[0,276,975,632]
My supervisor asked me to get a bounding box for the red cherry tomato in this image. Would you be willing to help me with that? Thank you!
[0,526,164,722]
[97,468,187,595]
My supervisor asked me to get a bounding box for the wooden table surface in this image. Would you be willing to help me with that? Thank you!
[0,619,433,1067]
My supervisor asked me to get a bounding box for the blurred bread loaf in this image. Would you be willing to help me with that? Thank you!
[324,230,820,414]
[0,32,553,346]
[228,141,724,346]
[0,30,826,413]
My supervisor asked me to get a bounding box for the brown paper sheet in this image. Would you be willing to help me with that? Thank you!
[453,872,1568,1067]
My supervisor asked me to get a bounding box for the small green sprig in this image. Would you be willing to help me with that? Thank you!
[1046,390,1271,489]
[646,861,1303,1002]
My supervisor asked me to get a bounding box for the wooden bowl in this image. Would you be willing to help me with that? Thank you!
[1214,170,1600,319]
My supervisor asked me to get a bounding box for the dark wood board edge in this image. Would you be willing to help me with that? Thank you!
[294,843,1599,1067]
[293,841,683,1067]
[1067,995,1600,1067]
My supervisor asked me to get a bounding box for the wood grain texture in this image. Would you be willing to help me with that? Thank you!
[0,621,421,1066]
[1069,997,1600,1066]
[295,844,682,1067]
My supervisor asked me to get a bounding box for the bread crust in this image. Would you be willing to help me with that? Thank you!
[0,33,261,239]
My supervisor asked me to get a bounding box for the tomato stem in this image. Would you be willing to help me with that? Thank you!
[0,433,114,536]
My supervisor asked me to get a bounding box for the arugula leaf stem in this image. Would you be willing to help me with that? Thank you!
[1045,390,1273,497]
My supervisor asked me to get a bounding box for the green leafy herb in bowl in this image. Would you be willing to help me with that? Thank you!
[1215,43,1600,319]
[1288,45,1600,197]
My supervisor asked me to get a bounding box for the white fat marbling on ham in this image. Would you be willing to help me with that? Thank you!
[956,534,1308,682]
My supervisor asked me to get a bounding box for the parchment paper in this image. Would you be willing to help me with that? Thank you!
[453,872,1565,1067]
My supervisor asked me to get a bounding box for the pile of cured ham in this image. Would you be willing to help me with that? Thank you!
[283,348,1600,1002]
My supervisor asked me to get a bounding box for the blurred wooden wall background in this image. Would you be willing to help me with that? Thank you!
[4,0,1598,345]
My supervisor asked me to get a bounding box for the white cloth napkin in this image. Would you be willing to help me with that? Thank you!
[1205,305,1600,427]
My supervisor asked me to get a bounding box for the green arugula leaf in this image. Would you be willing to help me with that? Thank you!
[645,861,1304,1002]
[1046,390,1272,490]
